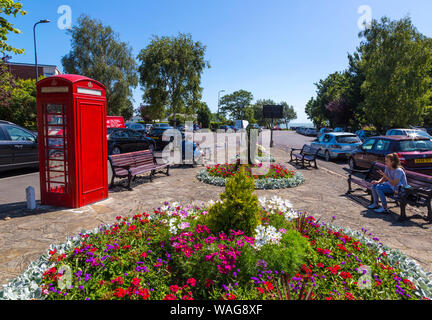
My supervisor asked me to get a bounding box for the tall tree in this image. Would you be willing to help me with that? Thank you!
[62,15,138,119]
[0,0,26,55]
[282,103,297,129]
[196,101,211,128]
[358,17,432,132]
[137,33,209,128]
[219,90,253,121]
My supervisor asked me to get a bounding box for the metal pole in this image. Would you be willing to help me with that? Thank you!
[33,20,51,82]
[33,23,38,81]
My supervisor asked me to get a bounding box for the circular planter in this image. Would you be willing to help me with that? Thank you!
[196,167,305,190]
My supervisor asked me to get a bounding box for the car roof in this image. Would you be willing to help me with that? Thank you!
[327,132,357,136]
[372,135,430,141]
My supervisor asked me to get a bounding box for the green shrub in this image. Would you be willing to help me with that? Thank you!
[237,229,311,281]
[204,167,260,237]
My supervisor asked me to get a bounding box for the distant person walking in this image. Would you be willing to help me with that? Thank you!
[368,153,409,213]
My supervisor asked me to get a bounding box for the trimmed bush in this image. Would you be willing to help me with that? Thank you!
[203,167,260,237]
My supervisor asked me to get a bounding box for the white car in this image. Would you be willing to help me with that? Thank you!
[386,128,432,140]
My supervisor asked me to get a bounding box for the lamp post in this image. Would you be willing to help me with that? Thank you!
[33,19,51,82]
[217,90,225,122]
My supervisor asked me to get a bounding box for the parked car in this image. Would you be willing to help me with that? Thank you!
[218,125,235,132]
[318,128,333,138]
[107,128,156,155]
[250,124,263,133]
[147,125,175,150]
[386,128,432,140]
[0,120,39,172]
[125,123,147,135]
[334,127,345,133]
[355,129,378,142]
[305,128,318,137]
[349,135,432,176]
[311,132,362,162]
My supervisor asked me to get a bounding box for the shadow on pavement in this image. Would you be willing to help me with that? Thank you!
[343,193,432,228]
[0,167,39,179]
[0,201,65,220]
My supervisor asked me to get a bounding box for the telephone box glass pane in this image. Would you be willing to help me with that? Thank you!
[44,103,68,195]
[48,148,66,160]
[47,115,64,125]
[48,137,65,148]
[47,104,63,114]
[47,126,66,136]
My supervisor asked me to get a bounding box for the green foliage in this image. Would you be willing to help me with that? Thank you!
[138,33,210,127]
[204,167,260,237]
[359,17,432,132]
[0,0,27,55]
[306,16,432,132]
[0,65,37,130]
[196,101,211,128]
[219,90,254,121]
[62,15,138,119]
[423,106,432,127]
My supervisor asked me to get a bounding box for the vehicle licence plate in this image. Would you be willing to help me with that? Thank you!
[415,158,432,164]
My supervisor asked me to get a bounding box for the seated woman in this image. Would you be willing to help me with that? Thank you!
[368,153,409,214]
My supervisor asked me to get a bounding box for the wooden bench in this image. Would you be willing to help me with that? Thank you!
[347,161,432,222]
[289,145,321,169]
[108,150,170,191]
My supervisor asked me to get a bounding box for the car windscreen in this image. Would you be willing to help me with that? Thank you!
[398,139,432,152]
[335,136,361,144]
[149,128,174,135]
[107,128,116,135]
[365,131,377,137]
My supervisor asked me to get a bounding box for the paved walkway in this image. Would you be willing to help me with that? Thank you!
[1,148,431,286]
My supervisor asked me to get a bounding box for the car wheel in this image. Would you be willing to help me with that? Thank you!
[325,150,331,162]
[111,147,121,155]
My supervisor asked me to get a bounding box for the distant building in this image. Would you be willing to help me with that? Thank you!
[5,62,61,80]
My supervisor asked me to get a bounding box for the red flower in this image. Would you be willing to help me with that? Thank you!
[170,285,180,293]
[326,265,341,275]
[345,292,355,300]
[205,279,214,288]
[141,252,148,259]
[316,263,324,268]
[336,244,348,252]
[340,272,352,279]
[112,277,124,285]
[264,281,274,292]
[257,287,265,294]
[186,278,197,287]
[49,249,57,255]
[163,294,177,300]
[131,278,141,287]
[138,288,150,299]
[114,288,127,298]
[225,293,236,300]
[116,216,122,221]
[128,225,137,232]
[325,297,333,300]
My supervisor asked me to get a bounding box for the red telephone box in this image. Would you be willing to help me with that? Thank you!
[36,75,108,208]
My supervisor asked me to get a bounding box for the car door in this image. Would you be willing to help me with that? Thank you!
[370,139,391,165]
[3,124,38,167]
[0,126,14,170]
[356,138,376,168]
[127,129,148,152]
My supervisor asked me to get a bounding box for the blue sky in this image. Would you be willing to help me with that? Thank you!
[6,0,432,123]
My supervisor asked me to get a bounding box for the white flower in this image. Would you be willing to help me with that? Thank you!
[253,225,282,250]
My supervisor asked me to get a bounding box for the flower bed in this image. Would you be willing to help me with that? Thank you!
[1,197,431,301]
[197,163,305,189]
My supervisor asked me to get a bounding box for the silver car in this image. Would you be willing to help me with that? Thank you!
[311,132,362,162]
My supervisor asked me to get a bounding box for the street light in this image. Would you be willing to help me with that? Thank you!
[33,19,51,82]
[217,90,225,122]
